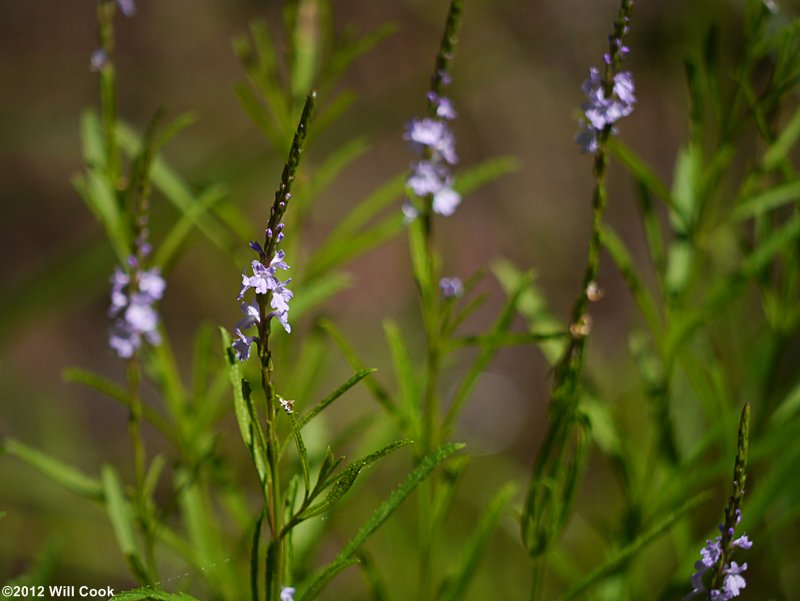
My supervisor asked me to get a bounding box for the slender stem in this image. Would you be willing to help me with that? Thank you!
[97,0,120,185]
[530,556,546,601]
[126,357,156,582]
[413,4,464,599]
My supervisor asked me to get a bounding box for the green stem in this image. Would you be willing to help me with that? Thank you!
[126,357,156,582]
[530,556,546,601]
[97,0,120,185]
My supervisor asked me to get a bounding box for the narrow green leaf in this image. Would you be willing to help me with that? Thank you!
[234,83,284,150]
[383,320,419,430]
[453,156,519,196]
[733,179,800,221]
[297,440,413,521]
[304,136,370,205]
[178,474,237,597]
[289,0,322,101]
[762,103,800,170]
[63,367,173,440]
[2,438,103,501]
[318,319,399,417]
[299,443,464,600]
[74,168,128,263]
[116,123,235,254]
[154,184,228,269]
[607,138,677,216]
[443,273,528,433]
[323,173,405,240]
[80,110,105,167]
[288,411,312,497]
[310,90,357,137]
[221,327,268,487]
[291,272,353,318]
[299,368,377,427]
[142,455,166,504]
[438,482,517,601]
[561,491,711,601]
[600,224,664,343]
[101,465,148,581]
[408,217,433,299]
[322,23,398,93]
[492,259,565,364]
[250,511,265,601]
[307,214,404,279]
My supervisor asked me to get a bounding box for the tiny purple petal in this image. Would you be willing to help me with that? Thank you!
[280,587,295,601]
[90,49,109,72]
[117,0,136,17]
[232,329,257,362]
[432,187,461,216]
[271,310,292,334]
[236,301,261,331]
[439,277,464,298]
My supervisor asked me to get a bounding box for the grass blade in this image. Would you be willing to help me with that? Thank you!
[299,442,464,600]
[299,368,377,428]
[561,491,711,601]
[438,482,517,601]
[2,438,103,501]
[101,465,148,582]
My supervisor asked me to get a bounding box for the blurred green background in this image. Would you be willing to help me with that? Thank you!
[2,0,798,599]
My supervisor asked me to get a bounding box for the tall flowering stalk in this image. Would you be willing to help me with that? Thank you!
[94,0,162,582]
[402,1,465,598]
[522,1,635,597]
[232,91,315,601]
[686,404,753,600]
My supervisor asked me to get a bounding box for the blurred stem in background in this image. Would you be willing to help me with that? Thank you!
[522,1,634,598]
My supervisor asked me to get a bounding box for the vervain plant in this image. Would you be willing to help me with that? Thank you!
[5,0,800,600]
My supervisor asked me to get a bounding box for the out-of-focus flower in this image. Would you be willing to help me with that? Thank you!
[439,276,464,298]
[108,264,165,359]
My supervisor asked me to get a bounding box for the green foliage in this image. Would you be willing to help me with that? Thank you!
[6,1,800,599]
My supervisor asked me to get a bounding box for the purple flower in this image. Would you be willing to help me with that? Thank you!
[439,277,464,298]
[280,587,295,601]
[581,67,636,132]
[576,122,599,154]
[108,263,165,359]
[90,49,109,72]
[428,92,458,120]
[233,241,293,359]
[407,161,449,197]
[686,532,752,600]
[432,187,461,216]
[233,329,257,362]
[117,0,136,17]
[404,118,458,165]
[575,6,636,154]
[237,251,291,300]
[402,201,419,223]
[236,301,260,331]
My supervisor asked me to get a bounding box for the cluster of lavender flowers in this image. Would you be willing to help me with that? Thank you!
[233,227,293,362]
[108,255,165,359]
[686,509,752,600]
[403,72,461,219]
[575,8,636,153]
